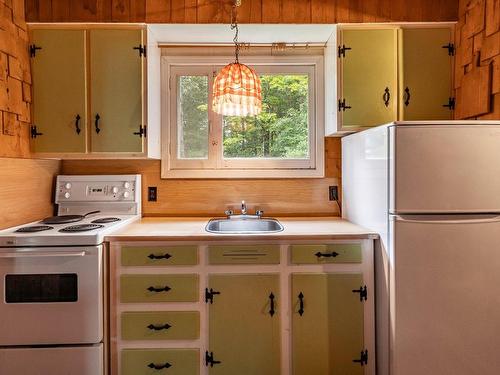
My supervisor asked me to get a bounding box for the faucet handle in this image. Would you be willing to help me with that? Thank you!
[256,210,264,217]
[224,209,234,217]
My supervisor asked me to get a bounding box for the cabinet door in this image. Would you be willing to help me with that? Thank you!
[90,29,144,153]
[292,273,365,375]
[208,274,280,375]
[399,28,453,120]
[339,28,398,129]
[31,29,87,153]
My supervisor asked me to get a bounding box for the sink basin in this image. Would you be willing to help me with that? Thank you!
[206,218,284,234]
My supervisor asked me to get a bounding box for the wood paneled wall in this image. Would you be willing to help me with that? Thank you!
[1,0,31,158]
[25,0,458,23]
[0,157,61,228]
[62,138,342,217]
[455,0,500,119]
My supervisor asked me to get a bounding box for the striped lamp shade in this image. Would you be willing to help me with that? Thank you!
[212,62,262,116]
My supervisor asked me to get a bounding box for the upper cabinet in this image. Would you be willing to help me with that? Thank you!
[29,25,161,159]
[329,23,455,135]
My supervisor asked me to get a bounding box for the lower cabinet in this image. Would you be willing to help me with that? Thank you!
[111,241,374,375]
[291,273,365,375]
[208,274,281,375]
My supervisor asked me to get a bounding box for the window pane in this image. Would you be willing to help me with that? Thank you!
[223,74,309,159]
[177,75,209,159]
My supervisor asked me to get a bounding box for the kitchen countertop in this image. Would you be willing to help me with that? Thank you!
[104,217,378,241]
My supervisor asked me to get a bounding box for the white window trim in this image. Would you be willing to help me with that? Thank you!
[161,55,325,179]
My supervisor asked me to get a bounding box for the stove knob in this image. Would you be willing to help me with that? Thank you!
[123,191,130,198]
[112,186,119,194]
[124,182,131,189]
[65,183,72,189]
[64,192,71,199]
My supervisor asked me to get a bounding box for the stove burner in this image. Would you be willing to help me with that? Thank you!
[15,225,54,233]
[91,217,121,224]
[41,216,83,225]
[59,224,104,233]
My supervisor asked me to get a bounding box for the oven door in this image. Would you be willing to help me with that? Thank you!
[0,246,103,345]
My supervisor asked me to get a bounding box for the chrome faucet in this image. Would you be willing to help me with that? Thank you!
[241,200,247,215]
[224,201,264,219]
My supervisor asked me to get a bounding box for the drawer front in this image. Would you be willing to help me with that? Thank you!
[120,275,199,303]
[121,349,199,375]
[121,311,199,340]
[208,245,280,264]
[121,246,198,267]
[290,244,362,264]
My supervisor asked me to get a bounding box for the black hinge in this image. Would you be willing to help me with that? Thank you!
[205,288,221,304]
[133,44,146,57]
[443,97,455,110]
[441,42,455,56]
[205,351,221,367]
[133,125,147,138]
[29,44,42,57]
[30,125,43,138]
[338,98,352,112]
[353,349,368,366]
[338,44,352,58]
[352,285,368,301]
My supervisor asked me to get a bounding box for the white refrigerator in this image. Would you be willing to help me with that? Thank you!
[342,121,500,375]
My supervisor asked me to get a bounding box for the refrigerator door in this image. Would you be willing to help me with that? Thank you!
[389,124,500,213]
[390,214,500,375]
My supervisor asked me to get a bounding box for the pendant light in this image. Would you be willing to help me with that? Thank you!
[212,0,262,117]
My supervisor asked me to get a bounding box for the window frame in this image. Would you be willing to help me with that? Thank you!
[161,55,325,179]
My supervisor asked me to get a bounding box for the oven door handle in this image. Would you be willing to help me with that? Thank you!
[0,251,87,258]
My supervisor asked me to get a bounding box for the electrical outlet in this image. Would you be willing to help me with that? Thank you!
[148,186,157,202]
[329,186,339,201]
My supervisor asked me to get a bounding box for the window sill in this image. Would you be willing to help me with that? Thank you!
[160,168,325,179]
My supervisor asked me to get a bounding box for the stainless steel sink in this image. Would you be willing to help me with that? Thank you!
[206,217,284,234]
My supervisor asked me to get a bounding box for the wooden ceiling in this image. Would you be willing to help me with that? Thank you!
[25,0,459,24]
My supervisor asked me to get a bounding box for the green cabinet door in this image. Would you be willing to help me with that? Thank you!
[339,28,398,129]
[121,349,199,375]
[399,27,453,120]
[31,29,87,153]
[90,29,144,153]
[292,273,365,375]
[208,274,280,375]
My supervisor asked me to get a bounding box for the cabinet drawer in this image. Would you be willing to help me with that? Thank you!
[121,311,199,340]
[121,349,199,375]
[120,275,199,303]
[121,246,198,266]
[208,245,280,264]
[290,244,362,264]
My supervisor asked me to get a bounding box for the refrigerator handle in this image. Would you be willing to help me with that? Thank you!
[394,214,500,224]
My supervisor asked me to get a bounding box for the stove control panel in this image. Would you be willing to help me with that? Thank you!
[55,175,141,204]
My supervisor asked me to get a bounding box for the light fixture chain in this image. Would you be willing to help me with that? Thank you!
[231,0,240,63]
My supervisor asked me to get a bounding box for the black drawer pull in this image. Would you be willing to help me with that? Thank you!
[94,113,101,133]
[383,87,391,107]
[269,293,275,317]
[403,87,411,106]
[147,362,171,370]
[315,251,339,258]
[147,286,171,293]
[298,292,305,316]
[75,114,81,134]
[147,323,172,331]
[148,253,172,260]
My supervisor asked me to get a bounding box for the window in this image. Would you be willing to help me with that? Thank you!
[162,56,324,178]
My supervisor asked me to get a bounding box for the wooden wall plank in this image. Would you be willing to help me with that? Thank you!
[237,0,261,23]
[311,0,336,23]
[145,0,170,22]
[111,0,131,21]
[197,0,227,23]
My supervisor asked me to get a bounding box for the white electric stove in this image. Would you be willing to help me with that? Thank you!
[0,175,141,375]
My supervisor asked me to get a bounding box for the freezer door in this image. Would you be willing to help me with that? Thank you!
[390,214,500,375]
[389,124,500,213]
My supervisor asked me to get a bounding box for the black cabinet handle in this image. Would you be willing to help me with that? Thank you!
[147,323,172,331]
[147,362,171,370]
[94,114,101,133]
[269,293,275,317]
[75,114,81,134]
[30,125,43,138]
[134,125,146,138]
[205,288,221,304]
[338,98,352,111]
[147,286,171,293]
[148,253,172,260]
[205,351,221,367]
[298,292,305,316]
[403,87,411,106]
[383,87,391,107]
[315,251,339,258]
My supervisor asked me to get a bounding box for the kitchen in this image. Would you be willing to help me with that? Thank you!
[0,0,499,374]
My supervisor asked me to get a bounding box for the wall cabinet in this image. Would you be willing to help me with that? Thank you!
[329,23,455,134]
[110,240,375,375]
[29,25,161,158]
